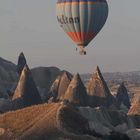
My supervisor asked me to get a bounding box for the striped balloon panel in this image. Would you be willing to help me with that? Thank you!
[57,0,107,3]
[56,0,108,47]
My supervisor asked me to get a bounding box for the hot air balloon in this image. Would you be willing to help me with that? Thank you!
[56,0,108,55]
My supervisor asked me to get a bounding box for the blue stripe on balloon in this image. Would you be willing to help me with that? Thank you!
[57,0,106,4]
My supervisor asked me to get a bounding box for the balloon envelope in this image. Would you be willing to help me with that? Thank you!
[56,0,108,53]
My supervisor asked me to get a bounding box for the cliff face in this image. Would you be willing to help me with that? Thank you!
[12,65,42,108]
[86,66,116,107]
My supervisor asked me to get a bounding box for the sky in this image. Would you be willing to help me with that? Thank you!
[0,0,140,73]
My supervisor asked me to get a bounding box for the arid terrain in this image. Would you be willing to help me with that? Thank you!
[0,53,139,140]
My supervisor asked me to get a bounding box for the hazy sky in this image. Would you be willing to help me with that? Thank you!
[0,0,140,73]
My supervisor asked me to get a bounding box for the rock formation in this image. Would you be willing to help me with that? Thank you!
[12,65,42,108]
[64,73,88,106]
[0,55,140,139]
[126,129,140,140]
[0,57,18,98]
[116,83,131,109]
[31,67,62,101]
[128,97,140,116]
[0,103,99,140]
[57,72,72,100]
[79,106,135,137]
[0,99,13,113]
[48,71,72,102]
[86,66,116,107]
[47,75,61,102]
[128,97,140,129]
[86,66,110,97]
[17,52,27,75]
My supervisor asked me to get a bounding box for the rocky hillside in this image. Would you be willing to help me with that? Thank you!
[0,54,140,140]
[0,56,70,101]
[0,103,99,140]
[0,102,135,140]
[0,55,139,103]
[79,106,136,136]
[0,57,18,98]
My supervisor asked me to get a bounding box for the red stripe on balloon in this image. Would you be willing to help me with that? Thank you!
[67,32,95,45]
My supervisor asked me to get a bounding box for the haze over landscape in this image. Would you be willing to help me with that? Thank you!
[0,52,140,139]
[0,0,140,139]
[0,0,140,73]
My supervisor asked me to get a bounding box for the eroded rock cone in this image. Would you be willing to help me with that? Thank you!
[17,52,27,75]
[48,75,61,102]
[57,71,72,101]
[86,66,116,107]
[48,72,72,102]
[64,73,88,106]
[128,97,140,116]
[116,83,131,109]
[12,65,42,107]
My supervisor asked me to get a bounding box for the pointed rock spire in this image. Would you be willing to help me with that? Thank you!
[116,83,131,109]
[64,73,88,106]
[17,52,27,75]
[48,71,72,102]
[86,66,116,107]
[86,66,111,97]
[57,71,72,101]
[48,75,61,101]
[128,97,140,116]
[12,65,42,107]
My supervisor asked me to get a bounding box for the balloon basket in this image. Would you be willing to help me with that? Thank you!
[79,50,86,55]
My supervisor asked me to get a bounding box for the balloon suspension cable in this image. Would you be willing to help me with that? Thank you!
[78,46,86,55]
